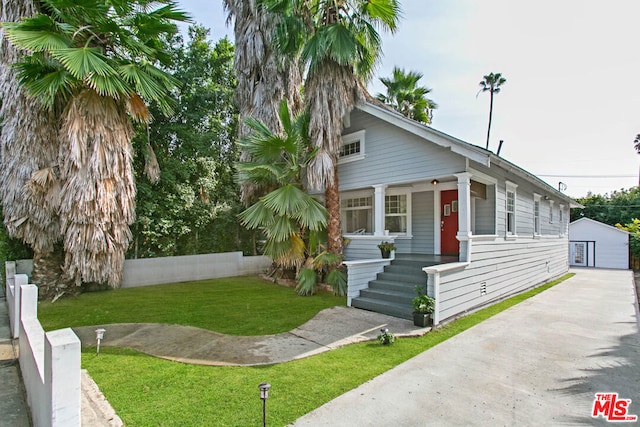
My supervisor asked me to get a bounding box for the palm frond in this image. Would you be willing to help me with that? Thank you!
[261,184,308,217]
[238,201,275,229]
[295,267,317,296]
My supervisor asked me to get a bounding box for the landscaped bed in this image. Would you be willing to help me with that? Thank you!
[39,273,574,426]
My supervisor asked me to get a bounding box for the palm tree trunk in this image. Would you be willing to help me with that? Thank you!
[31,244,73,300]
[325,163,343,254]
[0,0,65,299]
[486,92,494,150]
[224,0,303,204]
[58,90,135,288]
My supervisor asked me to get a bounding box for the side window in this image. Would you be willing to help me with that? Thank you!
[533,194,541,235]
[506,181,518,235]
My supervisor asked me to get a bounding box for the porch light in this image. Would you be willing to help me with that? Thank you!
[431,179,439,186]
[259,382,271,426]
[95,328,106,355]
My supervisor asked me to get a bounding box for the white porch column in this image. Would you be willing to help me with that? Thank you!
[373,184,386,236]
[455,172,472,262]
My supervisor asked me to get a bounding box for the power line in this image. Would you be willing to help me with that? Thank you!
[536,174,637,178]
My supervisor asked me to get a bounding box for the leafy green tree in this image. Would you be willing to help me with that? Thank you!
[2,0,189,295]
[237,100,340,294]
[130,27,248,258]
[616,218,640,259]
[478,72,506,150]
[264,0,402,255]
[376,66,437,124]
[572,187,640,226]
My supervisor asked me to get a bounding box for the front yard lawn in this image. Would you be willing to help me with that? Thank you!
[37,276,345,335]
[78,274,573,426]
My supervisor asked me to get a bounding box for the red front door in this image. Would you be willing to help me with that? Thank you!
[440,190,459,255]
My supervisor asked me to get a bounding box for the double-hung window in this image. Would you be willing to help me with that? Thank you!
[341,193,373,234]
[385,190,411,235]
[506,181,518,235]
[533,194,541,235]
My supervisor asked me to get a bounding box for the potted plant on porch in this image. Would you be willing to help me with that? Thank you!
[377,241,396,259]
[412,285,435,327]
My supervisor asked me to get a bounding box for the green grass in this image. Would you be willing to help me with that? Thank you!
[37,276,345,335]
[81,273,574,427]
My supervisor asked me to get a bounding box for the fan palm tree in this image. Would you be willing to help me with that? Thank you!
[0,0,66,299]
[264,0,402,255]
[2,0,189,291]
[236,99,327,273]
[376,66,437,124]
[633,134,640,153]
[223,0,303,205]
[478,72,506,150]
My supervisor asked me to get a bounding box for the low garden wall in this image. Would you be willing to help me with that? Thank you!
[14,252,272,289]
[5,263,81,427]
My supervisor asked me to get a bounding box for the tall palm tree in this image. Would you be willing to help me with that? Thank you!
[478,72,506,150]
[3,0,189,291]
[223,0,303,205]
[264,0,402,254]
[376,66,437,124]
[0,0,65,298]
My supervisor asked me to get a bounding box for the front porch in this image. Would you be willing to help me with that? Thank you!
[345,253,458,320]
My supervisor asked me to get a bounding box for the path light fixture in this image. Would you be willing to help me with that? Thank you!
[95,328,106,355]
[259,382,271,427]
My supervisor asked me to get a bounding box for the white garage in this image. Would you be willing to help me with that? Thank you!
[569,217,630,269]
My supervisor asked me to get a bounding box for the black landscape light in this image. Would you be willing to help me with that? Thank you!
[259,382,271,427]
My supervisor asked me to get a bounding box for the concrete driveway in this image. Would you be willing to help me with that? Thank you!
[291,268,640,426]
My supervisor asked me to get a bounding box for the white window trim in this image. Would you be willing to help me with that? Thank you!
[533,193,541,236]
[549,200,555,224]
[506,181,518,236]
[338,130,366,164]
[385,188,412,237]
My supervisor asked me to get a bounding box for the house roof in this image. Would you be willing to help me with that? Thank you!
[357,101,581,208]
[569,217,631,235]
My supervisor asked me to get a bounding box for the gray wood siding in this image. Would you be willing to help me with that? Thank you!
[411,191,434,253]
[344,238,383,260]
[429,237,569,322]
[339,110,465,189]
[474,184,495,234]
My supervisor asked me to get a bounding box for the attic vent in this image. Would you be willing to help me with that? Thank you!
[480,282,487,296]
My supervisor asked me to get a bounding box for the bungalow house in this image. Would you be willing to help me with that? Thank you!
[339,101,580,325]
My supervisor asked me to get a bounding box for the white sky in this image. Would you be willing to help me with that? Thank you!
[177,0,640,198]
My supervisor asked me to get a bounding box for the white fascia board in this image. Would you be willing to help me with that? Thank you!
[358,103,490,167]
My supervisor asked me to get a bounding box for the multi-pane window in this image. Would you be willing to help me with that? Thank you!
[340,140,360,157]
[534,200,540,235]
[385,194,408,234]
[506,190,516,235]
[341,196,372,233]
[338,130,365,163]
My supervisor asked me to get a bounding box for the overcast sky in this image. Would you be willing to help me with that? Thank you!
[177,0,640,198]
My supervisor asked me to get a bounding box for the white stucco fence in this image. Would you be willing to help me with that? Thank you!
[5,264,81,427]
[14,252,272,289]
[120,252,272,288]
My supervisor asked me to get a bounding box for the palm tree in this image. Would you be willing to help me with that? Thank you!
[0,0,65,299]
[236,100,327,274]
[478,72,506,150]
[3,0,189,292]
[223,0,303,205]
[264,0,402,255]
[376,67,437,124]
[634,134,640,153]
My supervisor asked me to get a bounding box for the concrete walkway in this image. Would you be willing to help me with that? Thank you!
[291,268,640,426]
[72,307,428,365]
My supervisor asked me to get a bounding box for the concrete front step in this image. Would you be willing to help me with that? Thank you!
[368,279,417,293]
[351,297,412,320]
[359,288,413,305]
[383,264,429,280]
[376,271,426,286]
